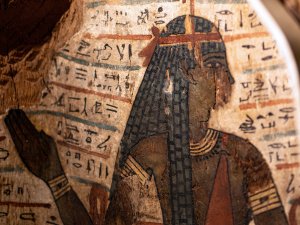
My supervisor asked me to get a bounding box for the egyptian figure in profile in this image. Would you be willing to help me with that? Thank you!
[3,14,290,225]
[106,15,289,225]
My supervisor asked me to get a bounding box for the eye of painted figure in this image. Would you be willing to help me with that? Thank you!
[204,61,223,68]
[203,56,226,68]
[201,41,227,69]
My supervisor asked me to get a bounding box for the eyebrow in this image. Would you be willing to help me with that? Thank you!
[203,55,226,62]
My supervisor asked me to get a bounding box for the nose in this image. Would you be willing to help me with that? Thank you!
[227,69,235,84]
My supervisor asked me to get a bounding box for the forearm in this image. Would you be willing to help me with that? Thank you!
[247,181,289,225]
[104,177,135,225]
[243,145,290,225]
[55,188,93,225]
[253,207,289,225]
[48,174,93,225]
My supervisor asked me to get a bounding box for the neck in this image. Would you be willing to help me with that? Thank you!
[189,121,209,143]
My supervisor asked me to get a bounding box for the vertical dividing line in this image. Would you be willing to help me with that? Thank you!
[190,0,195,16]
[187,0,196,50]
[191,16,196,50]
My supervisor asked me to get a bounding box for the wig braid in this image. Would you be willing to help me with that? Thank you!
[119,15,229,225]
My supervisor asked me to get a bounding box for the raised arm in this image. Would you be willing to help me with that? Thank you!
[4,109,93,225]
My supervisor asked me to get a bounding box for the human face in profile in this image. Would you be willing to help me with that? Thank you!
[180,42,234,125]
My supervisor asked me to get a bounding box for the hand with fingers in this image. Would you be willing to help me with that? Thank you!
[4,109,94,225]
[4,109,64,183]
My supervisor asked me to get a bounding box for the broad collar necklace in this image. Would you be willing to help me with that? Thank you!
[189,129,219,156]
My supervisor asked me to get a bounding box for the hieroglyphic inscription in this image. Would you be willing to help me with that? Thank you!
[0,0,299,224]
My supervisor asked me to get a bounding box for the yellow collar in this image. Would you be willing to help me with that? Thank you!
[189,129,219,156]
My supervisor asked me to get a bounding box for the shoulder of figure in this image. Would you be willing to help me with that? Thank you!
[216,130,264,161]
[216,130,273,185]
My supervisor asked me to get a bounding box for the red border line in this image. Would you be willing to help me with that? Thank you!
[84,33,152,40]
[223,32,269,42]
[83,32,269,44]
[190,0,195,16]
[159,33,221,44]
[57,140,110,160]
[49,81,132,104]
[239,98,293,110]
[276,162,300,170]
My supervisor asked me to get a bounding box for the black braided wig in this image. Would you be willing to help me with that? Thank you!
[119,15,228,225]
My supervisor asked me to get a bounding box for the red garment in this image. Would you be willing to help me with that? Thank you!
[205,155,233,225]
